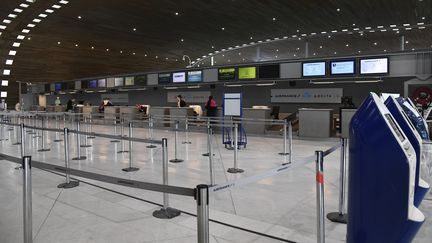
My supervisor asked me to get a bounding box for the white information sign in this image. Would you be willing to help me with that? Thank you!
[360,58,388,74]
[271,88,343,104]
[101,94,129,104]
[223,93,242,116]
[167,91,211,103]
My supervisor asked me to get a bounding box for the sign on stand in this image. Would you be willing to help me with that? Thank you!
[271,88,343,104]
[223,93,242,117]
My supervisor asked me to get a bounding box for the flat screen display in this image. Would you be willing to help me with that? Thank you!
[44,84,50,92]
[98,79,106,88]
[303,62,326,77]
[360,58,388,74]
[238,67,256,79]
[218,68,236,80]
[158,73,171,83]
[187,71,202,82]
[135,75,147,85]
[107,78,115,88]
[55,83,62,91]
[66,82,75,90]
[259,64,280,79]
[173,72,186,83]
[125,76,135,86]
[114,77,124,87]
[89,80,97,88]
[330,60,355,75]
[81,80,89,89]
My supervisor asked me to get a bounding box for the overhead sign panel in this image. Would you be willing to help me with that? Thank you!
[360,58,388,74]
[173,72,186,83]
[238,67,256,79]
[303,62,326,77]
[331,60,355,75]
[271,88,343,103]
[218,68,236,80]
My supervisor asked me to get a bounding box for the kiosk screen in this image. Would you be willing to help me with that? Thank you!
[385,114,406,142]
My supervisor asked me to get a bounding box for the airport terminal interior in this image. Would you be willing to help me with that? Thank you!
[1,0,432,243]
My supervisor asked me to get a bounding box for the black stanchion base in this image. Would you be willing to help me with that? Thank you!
[278,152,290,156]
[182,141,192,144]
[7,128,14,131]
[54,139,63,142]
[227,168,244,173]
[72,156,87,160]
[0,139,8,141]
[80,144,92,148]
[12,143,22,145]
[282,162,292,166]
[152,207,181,219]
[169,158,184,163]
[146,145,157,148]
[28,132,36,135]
[122,167,140,172]
[14,166,22,170]
[110,140,120,143]
[326,212,348,224]
[38,148,51,152]
[117,150,129,153]
[57,181,79,189]
[32,136,41,138]
[202,153,215,157]
[87,136,96,139]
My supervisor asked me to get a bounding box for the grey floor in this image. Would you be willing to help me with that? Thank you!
[0,121,431,243]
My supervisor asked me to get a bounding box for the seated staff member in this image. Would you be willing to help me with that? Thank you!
[176,95,187,107]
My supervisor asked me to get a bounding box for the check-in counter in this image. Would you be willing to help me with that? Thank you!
[299,108,334,138]
[119,106,140,121]
[340,108,357,138]
[168,107,195,128]
[149,107,170,127]
[242,108,271,134]
[46,105,66,112]
[104,106,120,122]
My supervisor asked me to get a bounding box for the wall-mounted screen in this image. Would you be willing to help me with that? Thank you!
[44,84,50,92]
[89,80,97,88]
[302,62,326,77]
[218,68,236,80]
[173,72,186,83]
[330,60,355,75]
[66,82,75,90]
[259,64,280,79]
[55,83,62,91]
[135,75,147,85]
[238,67,256,80]
[187,71,202,82]
[81,80,89,89]
[107,78,115,88]
[360,58,388,74]
[98,79,106,88]
[125,76,135,86]
[114,77,124,87]
[158,73,171,83]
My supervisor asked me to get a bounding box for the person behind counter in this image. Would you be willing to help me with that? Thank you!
[205,96,217,117]
[176,95,187,107]
[98,99,113,112]
[66,99,76,112]
[54,97,61,106]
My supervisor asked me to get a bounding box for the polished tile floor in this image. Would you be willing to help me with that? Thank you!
[0,120,431,243]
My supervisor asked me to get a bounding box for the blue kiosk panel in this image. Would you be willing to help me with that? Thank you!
[385,96,430,207]
[347,93,424,243]
[396,97,430,140]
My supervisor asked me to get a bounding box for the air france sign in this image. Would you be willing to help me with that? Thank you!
[271,88,343,103]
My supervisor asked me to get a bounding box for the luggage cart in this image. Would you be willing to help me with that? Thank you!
[222,123,247,149]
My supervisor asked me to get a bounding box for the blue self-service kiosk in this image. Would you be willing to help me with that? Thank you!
[385,96,431,207]
[396,97,430,140]
[347,93,425,243]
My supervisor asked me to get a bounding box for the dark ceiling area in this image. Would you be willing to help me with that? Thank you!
[0,0,431,83]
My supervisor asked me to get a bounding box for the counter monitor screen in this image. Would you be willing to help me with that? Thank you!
[135,75,147,85]
[303,62,326,77]
[238,67,256,80]
[385,114,405,142]
[259,64,280,79]
[66,82,75,90]
[173,72,186,83]
[218,68,236,80]
[158,73,171,83]
[360,58,388,74]
[89,80,97,88]
[187,70,202,82]
[330,60,355,75]
[81,80,89,89]
[125,76,135,86]
[106,78,115,88]
[114,77,124,87]
[55,83,62,91]
[98,79,106,88]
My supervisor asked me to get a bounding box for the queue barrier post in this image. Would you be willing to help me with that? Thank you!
[196,184,210,243]
[153,138,181,219]
[58,128,79,188]
[37,117,50,152]
[279,120,289,156]
[72,119,86,160]
[54,115,63,142]
[227,123,244,173]
[208,126,215,186]
[122,123,139,172]
[22,156,33,243]
[87,114,96,139]
[13,117,22,145]
[182,118,192,144]
[118,118,128,153]
[288,122,293,164]
[80,115,92,148]
[20,123,26,158]
[326,138,348,224]
[169,120,184,163]
[32,116,41,139]
[146,116,157,148]
[110,118,120,143]
[316,150,325,243]
[202,119,214,157]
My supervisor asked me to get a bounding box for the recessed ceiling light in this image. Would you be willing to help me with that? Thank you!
[180,38,184,42]
[319,45,323,49]
[14,8,23,13]
[405,40,409,44]
[3,19,11,24]
[33,18,41,23]
[27,24,35,28]
[336,8,340,12]
[39,14,47,18]
[272,17,276,21]
[13,42,21,47]
[374,42,378,46]
[27,37,31,40]
[106,48,109,51]
[334,51,337,54]
[346,43,349,47]
[144,54,147,57]
[8,14,17,18]
[77,16,82,19]
[91,46,94,49]
[59,0,69,4]
[22,29,30,33]
[384,49,387,52]
[175,12,179,16]
[0,25,5,30]
[17,35,25,40]
[133,52,136,55]
[3,69,11,75]
[57,41,61,44]
[120,50,123,53]
[75,44,78,47]
[52,5,61,9]
[5,59,13,65]
[45,9,54,13]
